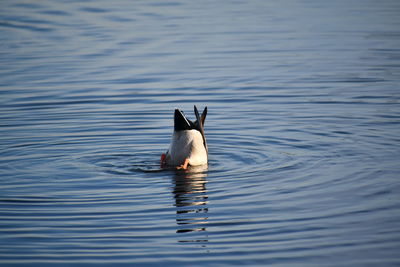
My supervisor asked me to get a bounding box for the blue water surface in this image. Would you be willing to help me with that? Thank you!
[1,0,400,266]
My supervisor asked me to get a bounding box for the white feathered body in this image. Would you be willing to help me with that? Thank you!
[166,129,207,167]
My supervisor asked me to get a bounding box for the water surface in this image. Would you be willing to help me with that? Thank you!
[1,0,400,266]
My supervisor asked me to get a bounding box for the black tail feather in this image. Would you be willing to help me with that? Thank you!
[200,107,207,127]
[174,106,207,135]
[174,109,192,131]
[194,105,207,151]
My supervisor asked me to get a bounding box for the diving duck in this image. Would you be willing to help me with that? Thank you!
[161,105,208,169]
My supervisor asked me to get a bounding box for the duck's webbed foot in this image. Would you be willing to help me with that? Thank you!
[160,153,167,167]
[176,158,189,170]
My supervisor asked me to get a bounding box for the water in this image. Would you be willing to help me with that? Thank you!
[1,0,400,265]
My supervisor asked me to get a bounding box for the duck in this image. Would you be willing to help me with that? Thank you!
[161,105,208,169]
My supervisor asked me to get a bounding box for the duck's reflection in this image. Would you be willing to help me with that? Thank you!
[172,165,209,242]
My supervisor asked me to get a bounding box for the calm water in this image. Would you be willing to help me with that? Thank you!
[1,0,400,266]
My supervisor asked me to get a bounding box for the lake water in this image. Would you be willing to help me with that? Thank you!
[1,0,400,266]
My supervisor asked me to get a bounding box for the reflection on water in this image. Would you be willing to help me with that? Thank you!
[172,166,209,243]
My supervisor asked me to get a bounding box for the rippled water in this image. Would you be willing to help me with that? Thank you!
[1,0,400,266]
